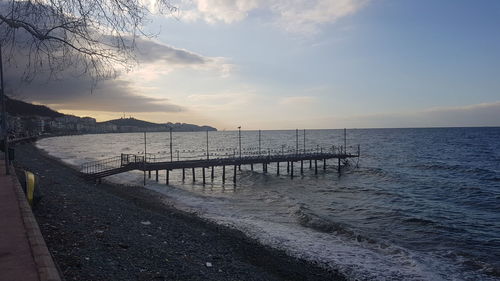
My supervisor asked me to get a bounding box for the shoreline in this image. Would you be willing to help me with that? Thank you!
[14,143,346,281]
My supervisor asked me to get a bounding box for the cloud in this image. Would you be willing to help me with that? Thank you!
[271,0,369,33]
[180,0,369,33]
[133,37,207,65]
[130,37,233,79]
[187,92,257,110]
[2,33,230,113]
[0,1,232,116]
[16,78,184,113]
[188,0,260,23]
[326,101,500,128]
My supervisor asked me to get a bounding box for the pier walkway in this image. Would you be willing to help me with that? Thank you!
[82,151,360,185]
[81,129,360,185]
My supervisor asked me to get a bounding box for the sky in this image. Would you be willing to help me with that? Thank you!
[6,0,500,130]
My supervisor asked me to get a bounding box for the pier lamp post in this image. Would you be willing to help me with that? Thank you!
[258,129,261,156]
[344,128,347,154]
[303,129,306,154]
[169,127,173,162]
[238,126,241,158]
[0,43,9,174]
[206,130,209,160]
[295,129,299,155]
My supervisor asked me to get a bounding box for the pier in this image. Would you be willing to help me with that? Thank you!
[81,129,360,185]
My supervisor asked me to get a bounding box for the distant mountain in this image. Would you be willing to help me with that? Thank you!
[5,96,64,118]
[163,122,217,132]
[104,117,217,132]
[103,117,158,128]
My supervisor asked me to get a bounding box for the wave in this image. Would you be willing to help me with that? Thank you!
[290,204,349,233]
[444,250,500,279]
[356,167,400,181]
[403,217,437,226]
[412,163,497,177]
[289,204,394,249]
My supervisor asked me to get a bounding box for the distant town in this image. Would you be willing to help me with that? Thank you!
[4,96,217,138]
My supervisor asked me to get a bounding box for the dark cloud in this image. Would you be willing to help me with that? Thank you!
[1,34,210,113]
[8,77,183,113]
[1,0,210,114]
[133,37,207,65]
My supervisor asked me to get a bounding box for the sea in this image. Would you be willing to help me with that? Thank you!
[36,127,500,281]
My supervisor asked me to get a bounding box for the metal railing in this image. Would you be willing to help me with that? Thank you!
[81,153,157,174]
[80,144,360,175]
[81,156,122,174]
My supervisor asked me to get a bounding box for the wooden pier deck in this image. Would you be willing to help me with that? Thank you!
[81,150,360,185]
[80,129,360,185]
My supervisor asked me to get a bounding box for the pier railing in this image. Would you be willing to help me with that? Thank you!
[134,144,359,162]
[81,153,157,174]
[81,156,122,174]
[80,144,360,176]
[80,128,360,181]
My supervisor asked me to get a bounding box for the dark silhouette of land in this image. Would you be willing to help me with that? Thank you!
[5,96,64,118]
[5,96,216,135]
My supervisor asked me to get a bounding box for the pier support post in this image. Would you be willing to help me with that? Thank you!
[211,166,214,181]
[291,162,294,178]
[148,170,151,178]
[166,170,169,185]
[233,165,237,183]
[277,162,280,175]
[182,168,185,181]
[192,167,196,182]
[155,170,158,182]
[202,167,206,185]
[301,160,303,174]
[287,161,290,173]
[323,159,326,170]
[338,158,341,174]
[309,160,312,168]
[315,160,318,174]
[251,163,253,171]
[222,165,226,183]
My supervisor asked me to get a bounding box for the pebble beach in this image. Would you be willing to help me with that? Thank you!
[14,144,345,281]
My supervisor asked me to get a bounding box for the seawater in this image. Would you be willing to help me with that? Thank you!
[36,128,500,281]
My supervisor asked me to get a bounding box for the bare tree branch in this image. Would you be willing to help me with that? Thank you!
[0,0,177,83]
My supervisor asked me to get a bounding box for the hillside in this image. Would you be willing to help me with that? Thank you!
[163,122,217,132]
[5,96,64,118]
[104,118,217,132]
[103,117,158,128]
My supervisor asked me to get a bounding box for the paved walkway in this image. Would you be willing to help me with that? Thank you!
[0,153,60,281]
